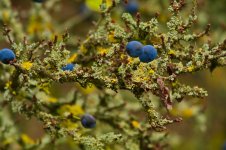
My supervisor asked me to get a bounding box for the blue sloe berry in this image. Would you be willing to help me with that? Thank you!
[62,63,75,71]
[139,45,157,63]
[126,41,143,58]
[81,114,96,128]
[0,48,16,64]
[124,0,139,14]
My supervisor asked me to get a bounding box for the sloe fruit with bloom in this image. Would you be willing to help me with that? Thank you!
[124,0,139,14]
[0,48,16,64]
[139,45,157,63]
[126,41,143,58]
[81,114,96,128]
[62,63,75,71]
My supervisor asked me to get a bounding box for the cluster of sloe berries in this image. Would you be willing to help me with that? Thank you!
[0,48,75,72]
[126,41,158,63]
[61,62,95,128]
[0,48,96,128]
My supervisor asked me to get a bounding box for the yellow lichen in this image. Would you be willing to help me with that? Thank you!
[110,78,118,83]
[27,15,53,35]
[168,49,176,55]
[80,45,87,53]
[85,0,112,12]
[58,104,84,117]
[2,10,10,22]
[21,61,33,70]
[182,108,194,118]
[76,83,97,95]
[47,97,57,103]
[108,32,117,43]
[127,57,134,64]
[21,134,35,145]
[27,17,42,34]
[68,53,77,63]
[39,83,50,94]
[170,103,199,118]
[120,54,127,59]
[5,81,12,89]
[97,47,108,55]
[149,69,155,75]
[131,120,140,128]
[187,65,195,72]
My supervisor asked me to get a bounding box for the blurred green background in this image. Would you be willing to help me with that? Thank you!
[1,0,226,149]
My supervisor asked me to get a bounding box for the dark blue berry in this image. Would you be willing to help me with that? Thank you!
[81,114,96,128]
[0,48,16,64]
[139,45,157,63]
[124,0,139,14]
[126,41,143,58]
[62,63,75,71]
[33,0,44,3]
